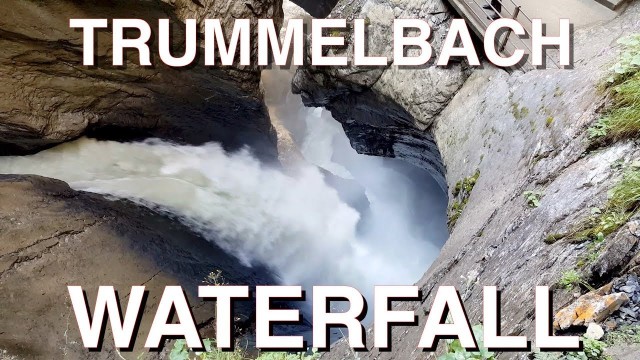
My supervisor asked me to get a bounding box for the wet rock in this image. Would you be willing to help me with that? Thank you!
[0,0,281,157]
[318,2,640,358]
[169,0,284,78]
[554,291,629,330]
[0,175,285,359]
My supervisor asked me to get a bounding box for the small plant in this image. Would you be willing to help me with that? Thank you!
[203,270,227,287]
[169,339,320,360]
[557,270,594,291]
[448,170,480,229]
[582,337,608,360]
[438,325,495,360]
[545,117,555,128]
[532,337,608,360]
[608,34,640,84]
[589,34,640,142]
[524,191,543,208]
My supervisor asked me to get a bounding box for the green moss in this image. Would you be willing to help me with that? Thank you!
[545,116,555,127]
[448,170,480,229]
[545,233,566,244]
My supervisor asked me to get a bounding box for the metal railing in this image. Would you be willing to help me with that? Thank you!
[458,0,560,68]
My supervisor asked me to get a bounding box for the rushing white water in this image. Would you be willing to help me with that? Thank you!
[0,68,446,298]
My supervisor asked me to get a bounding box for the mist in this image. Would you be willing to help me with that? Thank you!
[0,70,447,301]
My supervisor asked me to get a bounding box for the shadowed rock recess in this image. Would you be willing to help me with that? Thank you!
[292,0,640,358]
[0,0,282,158]
[0,0,288,358]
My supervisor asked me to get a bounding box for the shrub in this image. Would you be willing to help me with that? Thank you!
[589,34,640,142]
[438,325,495,360]
[523,191,543,208]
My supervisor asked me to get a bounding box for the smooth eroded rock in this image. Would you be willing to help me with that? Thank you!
[0,175,281,359]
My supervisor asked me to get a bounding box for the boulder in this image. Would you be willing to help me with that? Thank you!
[585,323,605,340]
[554,291,629,330]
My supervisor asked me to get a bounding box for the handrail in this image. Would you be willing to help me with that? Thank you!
[455,0,560,68]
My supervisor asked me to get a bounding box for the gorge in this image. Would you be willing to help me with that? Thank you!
[1,0,640,359]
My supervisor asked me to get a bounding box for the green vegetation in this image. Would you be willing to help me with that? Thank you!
[589,34,640,142]
[511,103,530,120]
[169,340,319,360]
[523,190,543,208]
[605,325,640,346]
[438,325,494,360]
[533,337,609,360]
[557,269,594,291]
[545,117,555,128]
[448,170,480,229]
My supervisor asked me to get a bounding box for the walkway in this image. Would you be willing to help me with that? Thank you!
[446,0,621,66]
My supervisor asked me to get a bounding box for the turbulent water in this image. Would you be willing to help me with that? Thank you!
[0,69,447,299]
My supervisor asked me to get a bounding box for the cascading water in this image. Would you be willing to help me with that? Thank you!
[0,69,447,301]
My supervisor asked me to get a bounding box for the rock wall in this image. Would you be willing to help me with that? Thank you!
[297,2,640,359]
[292,0,470,188]
[0,0,281,159]
[0,175,278,359]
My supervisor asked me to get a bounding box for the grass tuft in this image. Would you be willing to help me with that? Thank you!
[448,170,480,230]
[589,34,640,142]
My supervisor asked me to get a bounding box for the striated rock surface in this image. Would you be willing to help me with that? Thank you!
[0,175,279,359]
[316,2,640,359]
[0,0,281,158]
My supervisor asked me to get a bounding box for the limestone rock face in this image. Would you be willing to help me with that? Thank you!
[0,0,281,158]
[317,2,640,359]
